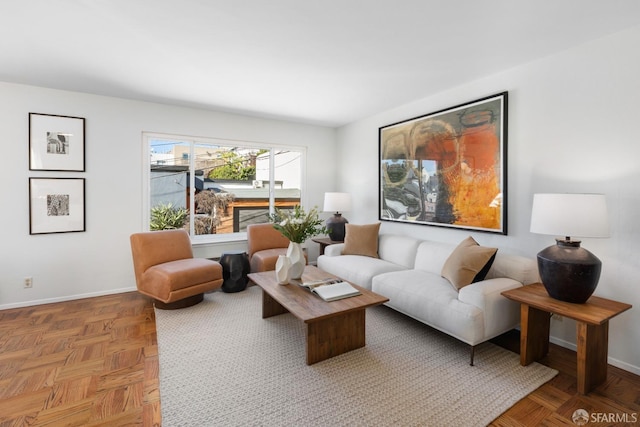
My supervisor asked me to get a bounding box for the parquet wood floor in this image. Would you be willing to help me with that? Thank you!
[0,292,637,426]
[0,292,159,426]
[490,330,640,426]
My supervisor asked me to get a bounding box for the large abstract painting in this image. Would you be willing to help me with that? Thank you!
[379,92,507,234]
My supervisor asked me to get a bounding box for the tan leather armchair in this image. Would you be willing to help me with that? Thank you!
[130,229,223,309]
[246,223,308,272]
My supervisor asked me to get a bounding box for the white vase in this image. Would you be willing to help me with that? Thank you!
[275,255,292,285]
[286,242,305,280]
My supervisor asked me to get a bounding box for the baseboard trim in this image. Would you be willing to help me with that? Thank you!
[0,286,137,311]
[549,336,640,376]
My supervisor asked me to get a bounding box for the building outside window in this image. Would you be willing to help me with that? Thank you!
[144,133,304,241]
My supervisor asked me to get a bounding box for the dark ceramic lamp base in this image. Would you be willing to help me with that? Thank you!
[537,239,602,304]
[326,213,348,241]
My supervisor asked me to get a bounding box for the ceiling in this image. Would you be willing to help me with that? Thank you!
[2,1,640,127]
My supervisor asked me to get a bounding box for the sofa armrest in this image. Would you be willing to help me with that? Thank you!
[323,243,345,256]
[458,278,523,338]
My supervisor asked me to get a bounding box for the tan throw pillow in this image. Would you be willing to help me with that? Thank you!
[342,223,381,258]
[441,236,498,291]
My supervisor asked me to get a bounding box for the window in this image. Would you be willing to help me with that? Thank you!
[143,133,304,242]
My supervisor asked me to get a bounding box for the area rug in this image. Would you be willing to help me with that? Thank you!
[155,286,557,426]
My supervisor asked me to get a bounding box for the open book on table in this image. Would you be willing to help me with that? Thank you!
[299,278,361,302]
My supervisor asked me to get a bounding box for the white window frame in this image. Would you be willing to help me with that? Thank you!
[142,132,307,245]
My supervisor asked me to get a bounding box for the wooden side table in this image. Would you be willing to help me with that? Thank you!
[312,237,344,256]
[502,283,631,394]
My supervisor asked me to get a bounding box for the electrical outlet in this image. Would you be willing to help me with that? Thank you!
[24,277,33,288]
[552,313,563,322]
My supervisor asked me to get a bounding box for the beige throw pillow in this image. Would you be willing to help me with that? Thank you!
[342,223,381,258]
[441,236,498,291]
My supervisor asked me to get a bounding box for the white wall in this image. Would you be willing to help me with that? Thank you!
[1,25,637,375]
[336,26,640,374]
[0,83,336,308]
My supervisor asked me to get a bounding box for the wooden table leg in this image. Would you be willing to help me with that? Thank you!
[577,320,609,394]
[520,304,550,366]
[261,289,289,318]
[305,309,365,365]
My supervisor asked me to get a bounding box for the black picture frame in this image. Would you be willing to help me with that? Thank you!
[29,113,86,171]
[379,92,508,234]
[29,178,86,234]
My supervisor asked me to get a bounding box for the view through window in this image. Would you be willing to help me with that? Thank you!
[146,135,303,238]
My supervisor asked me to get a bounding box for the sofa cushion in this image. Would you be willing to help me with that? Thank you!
[413,240,458,274]
[317,254,406,290]
[372,269,484,345]
[378,234,424,268]
[343,223,380,258]
[441,236,497,291]
[486,253,540,285]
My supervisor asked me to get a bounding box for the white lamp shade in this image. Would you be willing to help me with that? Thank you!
[530,193,609,238]
[323,192,352,213]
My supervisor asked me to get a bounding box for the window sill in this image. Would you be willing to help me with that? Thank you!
[190,232,248,247]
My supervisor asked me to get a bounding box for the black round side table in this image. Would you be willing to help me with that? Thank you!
[219,250,250,293]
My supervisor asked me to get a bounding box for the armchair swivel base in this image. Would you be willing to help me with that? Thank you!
[154,293,204,310]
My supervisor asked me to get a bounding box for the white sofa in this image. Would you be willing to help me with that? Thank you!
[317,234,539,364]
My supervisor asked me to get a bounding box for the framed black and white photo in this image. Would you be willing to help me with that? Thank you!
[29,113,85,171]
[29,178,85,234]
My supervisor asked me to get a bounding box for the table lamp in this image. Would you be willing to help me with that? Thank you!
[323,192,351,241]
[530,193,609,303]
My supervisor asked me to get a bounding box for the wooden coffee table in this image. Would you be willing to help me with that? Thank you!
[247,265,389,365]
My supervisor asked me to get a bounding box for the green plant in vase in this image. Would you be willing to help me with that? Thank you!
[270,205,327,280]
